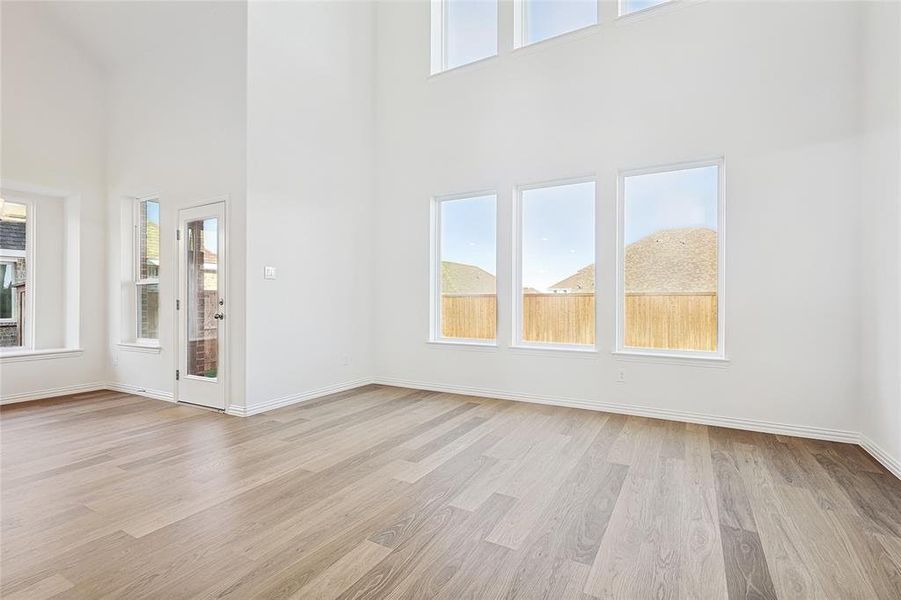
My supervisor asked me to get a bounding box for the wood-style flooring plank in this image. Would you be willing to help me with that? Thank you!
[1,386,899,599]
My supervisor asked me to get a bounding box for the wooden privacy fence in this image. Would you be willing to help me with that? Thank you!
[440,292,717,350]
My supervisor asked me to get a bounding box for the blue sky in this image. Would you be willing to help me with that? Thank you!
[624,165,718,245]
[522,181,595,291]
[440,194,497,274]
[146,200,160,226]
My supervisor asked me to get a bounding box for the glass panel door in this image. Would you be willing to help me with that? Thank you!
[177,201,226,410]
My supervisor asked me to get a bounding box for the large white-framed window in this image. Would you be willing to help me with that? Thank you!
[514,0,599,48]
[430,0,498,74]
[616,158,725,360]
[430,191,497,344]
[134,197,160,344]
[513,177,597,350]
[0,198,32,350]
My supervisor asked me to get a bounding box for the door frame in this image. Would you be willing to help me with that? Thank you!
[173,197,229,412]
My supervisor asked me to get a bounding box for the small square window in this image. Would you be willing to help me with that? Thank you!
[517,0,598,47]
[620,0,669,17]
[432,0,498,74]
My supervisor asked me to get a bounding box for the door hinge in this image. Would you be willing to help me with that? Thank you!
[176,229,181,241]
[176,369,180,381]
[176,299,180,310]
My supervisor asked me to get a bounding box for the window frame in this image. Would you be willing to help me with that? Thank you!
[429,190,499,346]
[615,157,726,361]
[513,0,601,49]
[0,258,19,324]
[430,0,499,75]
[0,196,35,351]
[512,175,599,353]
[133,197,160,345]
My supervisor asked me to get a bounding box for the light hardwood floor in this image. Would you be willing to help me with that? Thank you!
[1,385,899,599]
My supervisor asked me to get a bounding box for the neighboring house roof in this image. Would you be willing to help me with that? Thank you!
[441,261,496,294]
[547,227,717,294]
[549,264,595,292]
[0,221,26,252]
[626,227,716,293]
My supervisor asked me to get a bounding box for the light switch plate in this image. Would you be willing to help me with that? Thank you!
[264,266,277,280]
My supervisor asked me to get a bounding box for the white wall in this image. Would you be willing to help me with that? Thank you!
[105,1,248,408]
[373,0,864,435]
[0,1,108,398]
[244,1,376,410]
[860,1,901,468]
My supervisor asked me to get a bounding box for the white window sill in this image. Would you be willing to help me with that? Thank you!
[512,22,600,54]
[117,342,162,354]
[510,344,599,358]
[0,348,84,363]
[427,339,498,351]
[616,0,695,22]
[429,54,497,78]
[612,350,730,368]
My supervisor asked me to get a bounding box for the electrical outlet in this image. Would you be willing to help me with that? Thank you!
[264,266,277,280]
[342,354,350,366]
[616,369,626,383]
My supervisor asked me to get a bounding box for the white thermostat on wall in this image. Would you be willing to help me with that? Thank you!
[264,266,277,280]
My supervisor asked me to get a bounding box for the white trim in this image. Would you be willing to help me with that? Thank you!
[0,348,83,363]
[373,377,861,444]
[430,190,499,345]
[0,381,105,405]
[510,344,599,358]
[227,378,373,417]
[105,382,174,403]
[1,378,897,480]
[117,342,162,354]
[613,350,730,368]
[513,175,598,350]
[859,436,901,480]
[615,157,726,361]
[427,339,498,351]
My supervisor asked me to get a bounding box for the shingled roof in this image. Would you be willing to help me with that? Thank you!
[441,261,496,294]
[548,227,717,294]
[625,227,716,293]
[0,221,26,252]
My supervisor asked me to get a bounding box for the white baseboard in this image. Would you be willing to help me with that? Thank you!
[373,377,861,444]
[3,375,897,480]
[859,435,901,480]
[227,378,374,417]
[105,382,175,403]
[0,382,108,405]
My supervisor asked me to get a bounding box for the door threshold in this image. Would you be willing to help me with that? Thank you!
[177,400,225,413]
